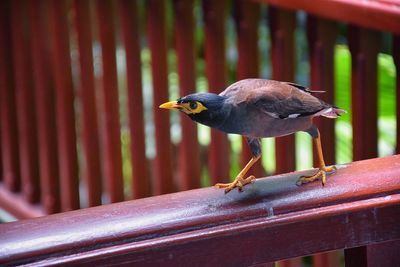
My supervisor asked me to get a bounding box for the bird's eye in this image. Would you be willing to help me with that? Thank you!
[189,101,198,110]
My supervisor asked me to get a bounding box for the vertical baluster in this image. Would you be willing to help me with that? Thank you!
[277,257,301,267]
[48,0,80,211]
[313,252,340,267]
[348,26,380,161]
[203,0,230,184]
[95,0,124,202]
[30,0,60,213]
[394,35,400,154]
[10,0,40,203]
[234,0,264,177]
[147,0,174,194]
[345,25,380,267]
[119,0,151,198]
[0,0,20,192]
[306,16,338,166]
[73,0,103,207]
[174,0,201,190]
[307,15,341,266]
[268,7,296,174]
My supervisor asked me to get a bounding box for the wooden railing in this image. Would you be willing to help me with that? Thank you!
[1,155,400,266]
[0,0,399,266]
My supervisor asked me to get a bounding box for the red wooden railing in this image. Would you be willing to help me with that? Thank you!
[0,0,399,266]
[1,155,399,266]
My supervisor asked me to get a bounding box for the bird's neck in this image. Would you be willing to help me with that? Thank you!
[189,94,230,128]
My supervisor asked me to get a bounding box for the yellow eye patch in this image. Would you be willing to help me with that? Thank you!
[181,101,207,114]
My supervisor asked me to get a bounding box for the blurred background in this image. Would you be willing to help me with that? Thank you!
[0,0,399,266]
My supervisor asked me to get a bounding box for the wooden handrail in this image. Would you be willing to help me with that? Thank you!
[1,155,399,266]
[256,0,400,34]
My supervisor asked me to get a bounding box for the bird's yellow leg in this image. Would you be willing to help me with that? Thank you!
[215,155,261,193]
[297,130,336,186]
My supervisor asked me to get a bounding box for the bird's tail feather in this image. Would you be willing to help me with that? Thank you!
[317,107,346,118]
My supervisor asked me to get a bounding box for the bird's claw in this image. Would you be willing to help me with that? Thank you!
[215,175,256,193]
[296,165,337,186]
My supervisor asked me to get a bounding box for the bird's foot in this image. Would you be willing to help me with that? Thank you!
[296,165,337,186]
[215,175,256,194]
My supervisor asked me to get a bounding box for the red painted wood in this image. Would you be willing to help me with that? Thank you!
[256,0,400,34]
[306,16,338,166]
[313,251,341,267]
[1,155,400,266]
[346,25,380,267]
[29,0,60,214]
[10,0,40,203]
[234,0,264,177]
[95,0,124,203]
[348,26,380,161]
[146,0,174,195]
[366,240,400,267]
[119,0,151,198]
[394,35,400,155]
[0,0,20,192]
[73,0,103,207]
[203,0,230,184]
[48,0,80,211]
[0,184,45,219]
[344,246,367,267]
[268,7,296,174]
[277,257,301,267]
[174,0,201,190]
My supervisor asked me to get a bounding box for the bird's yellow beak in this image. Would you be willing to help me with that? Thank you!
[159,101,181,110]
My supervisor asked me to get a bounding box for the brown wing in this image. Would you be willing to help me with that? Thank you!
[220,79,329,119]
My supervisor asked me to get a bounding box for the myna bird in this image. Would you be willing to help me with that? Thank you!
[160,79,345,193]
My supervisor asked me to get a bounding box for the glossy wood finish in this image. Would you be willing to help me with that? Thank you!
[0,185,45,219]
[174,0,201,190]
[30,0,60,213]
[348,26,380,161]
[306,16,337,167]
[1,155,399,266]
[95,0,124,203]
[394,35,400,155]
[73,0,103,206]
[257,0,400,34]
[0,0,20,192]
[203,0,231,184]
[147,0,174,195]
[10,0,40,204]
[48,0,80,211]
[268,7,296,174]
[119,0,151,198]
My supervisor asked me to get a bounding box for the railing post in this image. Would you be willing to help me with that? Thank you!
[234,0,264,178]
[268,7,296,174]
[174,0,201,190]
[147,0,175,194]
[203,0,230,184]
[0,0,21,193]
[95,0,124,203]
[119,0,151,198]
[394,35,400,154]
[306,16,341,267]
[48,0,80,211]
[10,0,40,203]
[306,15,338,166]
[73,0,103,206]
[348,26,380,161]
[30,0,60,213]
[346,25,381,267]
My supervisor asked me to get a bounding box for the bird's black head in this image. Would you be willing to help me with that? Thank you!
[159,93,229,128]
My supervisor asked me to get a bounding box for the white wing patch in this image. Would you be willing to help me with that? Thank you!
[288,113,300,118]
